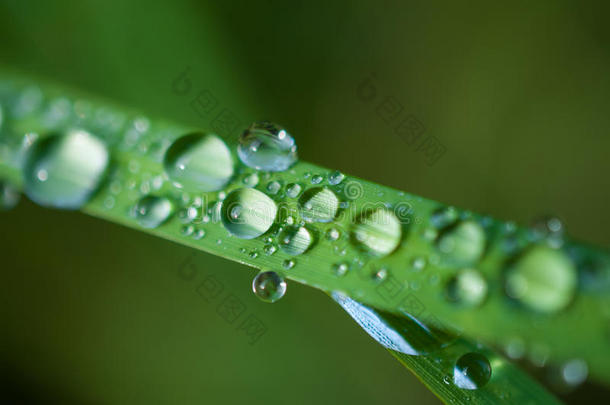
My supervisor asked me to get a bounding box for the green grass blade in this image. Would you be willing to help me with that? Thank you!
[0,70,608,392]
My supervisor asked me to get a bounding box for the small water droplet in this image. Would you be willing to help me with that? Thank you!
[242,172,259,187]
[411,256,427,271]
[252,271,287,303]
[561,359,588,387]
[0,181,20,211]
[372,267,388,282]
[505,245,576,313]
[133,195,175,228]
[436,220,486,267]
[504,337,526,360]
[311,174,323,184]
[263,244,277,255]
[193,229,206,240]
[181,225,195,236]
[453,352,492,390]
[220,188,278,239]
[283,259,296,269]
[286,183,302,198]
[352,208,402,256]
[328,170,345,185]
[163,133,234,191]
[325,227,341,241]
[446,269,488,307]
[249,250,259,259]
[278,226,313,255]
[266,180,281,194]
[298,187,339,223]
[22,129,110,209]
[103,196,115,209]
[333,262,350,277]
[531,215,564,248]
[238,121,297,171]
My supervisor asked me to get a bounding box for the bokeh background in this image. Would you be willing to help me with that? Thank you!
[2,1,609,403]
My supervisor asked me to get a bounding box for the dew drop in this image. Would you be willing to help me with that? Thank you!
[352,208,402,256]
[311,174,323,184]
[333,262,350,277]
[328,170,345,185]
[278,226,313,256]
[411,256,427,271]
[220,188,278,239]
[133,195,175,228]
[242,172,259,187]
[263,244,277,255]
[22,129,110,209]
[505,245,577,313]
[436,220,486,267]
[181,225,194,236]
[0,181,20,211]
[561,359,588,387]
[193,229,206,240]
[252,271,286,303]
[283,259,296,269]
[286,183,302,198]
[446,269,488,307]
[325,227,341,241]
[238,121,297,171]
[453,352,492,390]
[298,187,339,223]
[163,133,234,192]
[266,180,281,195]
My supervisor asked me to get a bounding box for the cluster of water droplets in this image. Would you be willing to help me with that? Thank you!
[0,82,603,393]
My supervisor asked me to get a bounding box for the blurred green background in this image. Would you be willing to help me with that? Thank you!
[1,1,609,403]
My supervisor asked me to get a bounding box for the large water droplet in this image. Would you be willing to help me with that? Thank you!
[446,269,488,307]
[0,181,20,211]
[505,245,577,313]
[22,129,109,209]
[298,187,339,223]
[133,195,174,228]
[238,121,297,171]
[332,292,454,355]
[220,188,277,239]
[279,226,313,255]
[252,271,286,303]
[352,208,402,256]
[453,352,492,390]
[436,220,486,266]
[163,133,234,192]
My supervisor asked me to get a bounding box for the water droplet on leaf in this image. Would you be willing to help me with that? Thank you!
[453,352,492,390]
[163,133,234,191]
[352,208,402,256]
[133,195,174,228]
[252,271,286,303]
[505,245,576,313]
[279,226,313,255]
[22,129,109,209]
[238,121,297,171]
[298,187,339,223]
[220,188,278,239]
